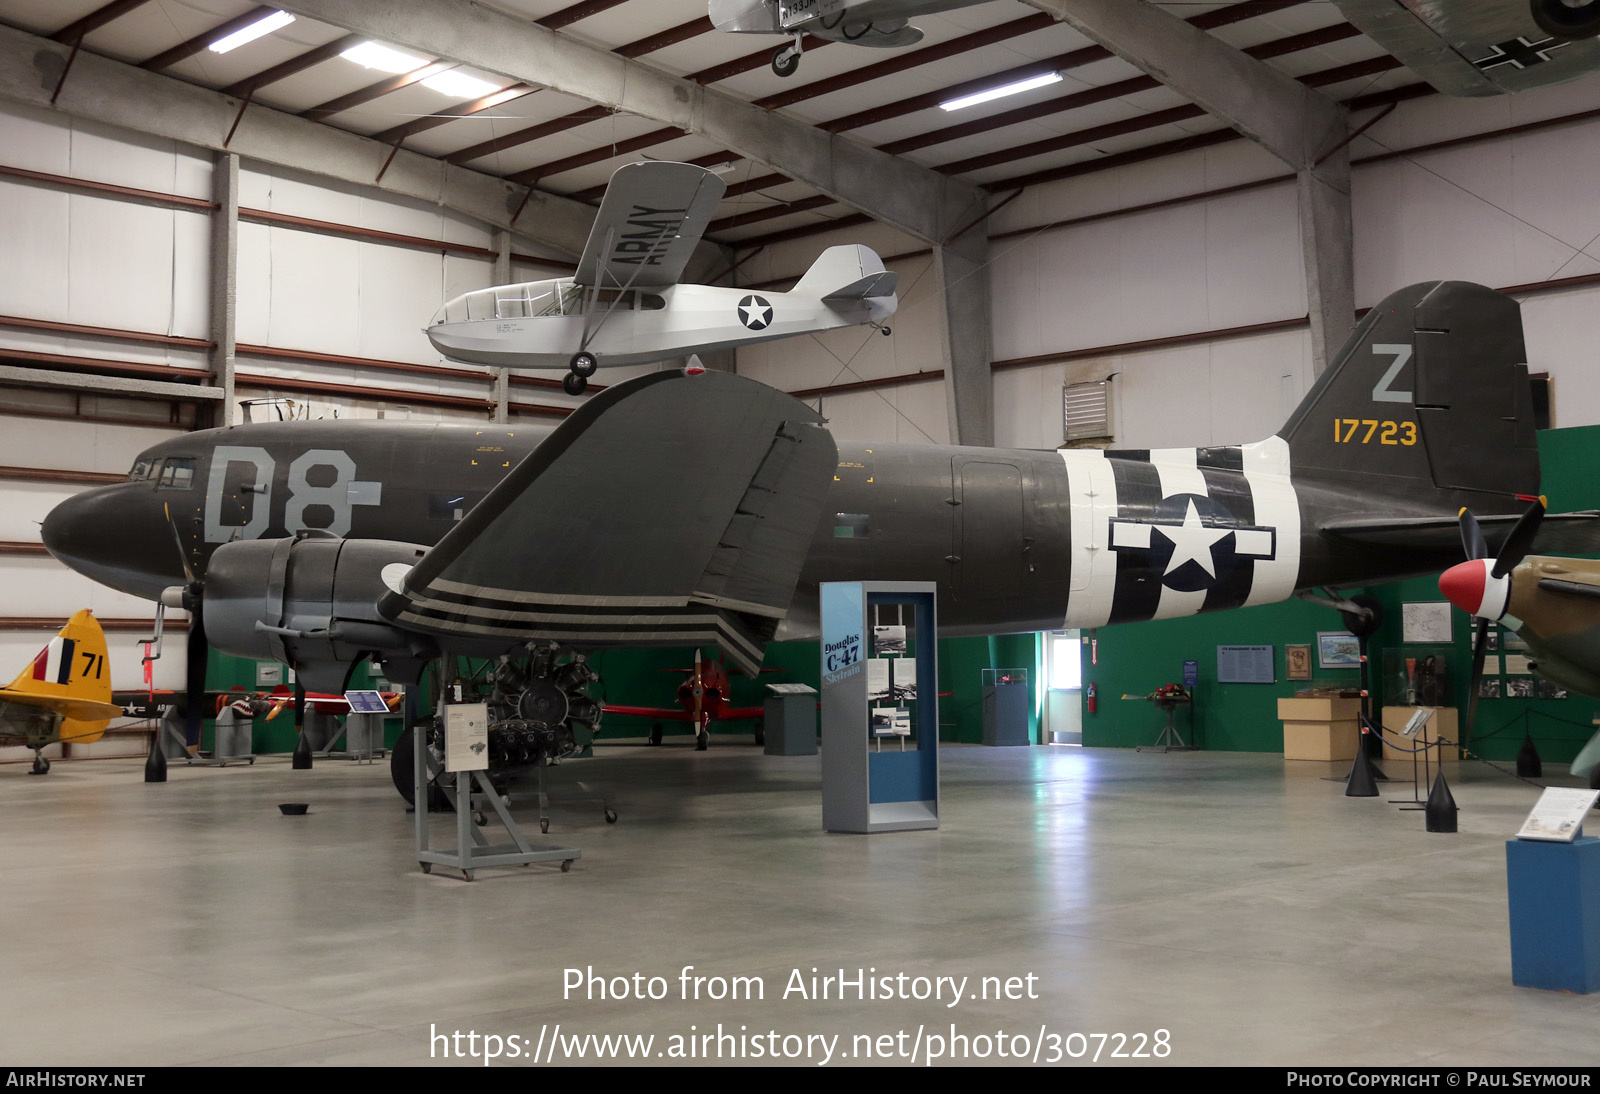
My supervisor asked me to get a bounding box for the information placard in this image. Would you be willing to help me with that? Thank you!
[1217,645,1274,683]
[1516,787,1600,842]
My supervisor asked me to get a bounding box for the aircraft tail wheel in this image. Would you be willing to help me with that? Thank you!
[1532,0,1600,40]
[771,45,800,77]
[605,809,618,824]
[570,351,598,377]
[880,326,892,336]
[30,753,49,775]
[696,729,709,751]
[561,859,573,872]
[562,373,588,397]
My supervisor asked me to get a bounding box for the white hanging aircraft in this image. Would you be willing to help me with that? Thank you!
[710,0,994,76]
[425,161,900,395]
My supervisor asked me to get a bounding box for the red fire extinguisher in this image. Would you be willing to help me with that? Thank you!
[1086,682,1097,715]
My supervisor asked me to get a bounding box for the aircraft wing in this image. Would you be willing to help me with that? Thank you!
[1321,511,1600,554]
[0,689,124,722]
[377,369,838,677]
[574,162,727,290]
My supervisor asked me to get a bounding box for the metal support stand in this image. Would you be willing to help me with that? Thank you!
[413,685,579,881]
[1139,700,1193,753]
[158,709,253,767]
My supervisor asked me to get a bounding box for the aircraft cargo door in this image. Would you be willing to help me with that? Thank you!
[955,458,1032,610]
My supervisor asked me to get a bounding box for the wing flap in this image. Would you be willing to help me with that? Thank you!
[378,369,837,676]
[574,162,726,290]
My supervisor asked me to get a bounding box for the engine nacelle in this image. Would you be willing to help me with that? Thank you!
[204,534,435,693]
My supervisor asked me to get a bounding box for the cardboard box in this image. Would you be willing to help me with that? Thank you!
[1380,706,1458,764]
[1277,697,1362,722]
[1282,720,1360,761]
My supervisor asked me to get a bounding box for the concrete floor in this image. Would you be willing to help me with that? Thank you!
[1,741,1597,1068]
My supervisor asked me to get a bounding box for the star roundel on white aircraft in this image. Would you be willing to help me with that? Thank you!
[1109,493,1277,593]
[738,295,774,331]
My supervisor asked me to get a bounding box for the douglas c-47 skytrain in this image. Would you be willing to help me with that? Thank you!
[40,281,1600,778]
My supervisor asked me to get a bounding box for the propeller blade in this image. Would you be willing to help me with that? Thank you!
[183,604,207,752]
[1458,507,1488,562]
[1464,617,1489,748]
[163,502,197,586]
[1492,497,1546,578]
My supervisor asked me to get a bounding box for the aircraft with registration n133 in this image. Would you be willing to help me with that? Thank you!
[40,281,1600,777]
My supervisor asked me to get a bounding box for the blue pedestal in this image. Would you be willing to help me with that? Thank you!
[1506,836,1600,993]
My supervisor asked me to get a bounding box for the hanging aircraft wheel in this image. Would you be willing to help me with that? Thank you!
[420,862,432,874]
[540,818,550,834]
[562,373,588,396]
[561,859,573,872]
[570,351,599,377]
[1340,594,1384,638]
[649,722,663,746]
[1532,0,1600,40]
[771,46,799,77]
[605,809,618,824]
[696,729,709,751]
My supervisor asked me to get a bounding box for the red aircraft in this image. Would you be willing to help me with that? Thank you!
[603,648,766,750]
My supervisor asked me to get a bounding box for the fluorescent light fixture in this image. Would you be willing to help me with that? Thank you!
[707,162,738,176]
[939,71,1063,112]
[208,10,294,54]
[341,41,430,73]
[421,70,500,99]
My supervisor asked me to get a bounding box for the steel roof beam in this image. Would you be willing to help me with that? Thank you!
[0,25,597,257]
[1021,0,1354,373]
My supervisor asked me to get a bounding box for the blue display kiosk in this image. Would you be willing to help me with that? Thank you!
[1506,836,1600,993]
[819,581,939,833]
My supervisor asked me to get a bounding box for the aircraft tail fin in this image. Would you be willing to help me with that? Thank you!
[1,610,120,744]
[1278,281,1539,507]
[794,245,899,302]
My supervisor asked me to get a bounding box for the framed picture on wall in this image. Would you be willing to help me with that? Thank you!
[1317,631,1361,669]
[1286,644,1312,680]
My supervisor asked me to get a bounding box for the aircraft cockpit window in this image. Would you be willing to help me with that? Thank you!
[128,459,153,482]
[158,458,197,489]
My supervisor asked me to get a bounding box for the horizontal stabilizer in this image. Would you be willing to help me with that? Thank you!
[575,162,726,291]
[1321,511,1600,554]
[824,271,900,301]
[378,370,838,676]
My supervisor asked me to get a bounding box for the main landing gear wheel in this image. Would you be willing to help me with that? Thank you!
[1532,0,1600,40]
[771,44,800,77]
[569,351,598,377]
[696,728,709,751]
[562,373,588,396]
[649,722,663,746]
[1340,594,1384,639]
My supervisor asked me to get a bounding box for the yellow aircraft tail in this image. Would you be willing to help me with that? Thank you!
[0,610,122,745]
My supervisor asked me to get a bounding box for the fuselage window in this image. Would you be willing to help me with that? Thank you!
[158,458,197,489]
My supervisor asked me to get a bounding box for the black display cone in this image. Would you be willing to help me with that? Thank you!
[1517,731,1542,778]
[1425,771,1458,833]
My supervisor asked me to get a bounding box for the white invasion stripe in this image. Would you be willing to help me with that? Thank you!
[1235,529,1274,557]
[1241,435,1301,605]
[1151,448,1209,621]
[1110,522,1151,550]
[1060,449,1118,629]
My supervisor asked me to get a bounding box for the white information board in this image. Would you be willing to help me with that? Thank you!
[445,702,489,773]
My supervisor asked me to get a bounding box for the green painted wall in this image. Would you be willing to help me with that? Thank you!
[1082,424,1600,763]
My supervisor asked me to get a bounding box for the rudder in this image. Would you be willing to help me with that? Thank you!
[5,610,117,744]
[1278,281,1537,502]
